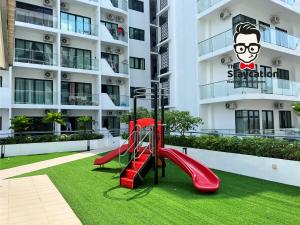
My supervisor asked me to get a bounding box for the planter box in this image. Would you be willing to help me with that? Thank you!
[166,145,300,187]
[3,138,120,157]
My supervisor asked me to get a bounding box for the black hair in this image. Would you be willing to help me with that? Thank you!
[234,22,261,43]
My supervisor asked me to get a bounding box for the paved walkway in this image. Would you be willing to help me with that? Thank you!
[0,175,82,225]
[0,147,112,180]
[0,146,115,225]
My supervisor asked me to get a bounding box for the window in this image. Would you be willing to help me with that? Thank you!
[101,52,119,73]
[232,14,256,33]
[101,20,118,39]
[259,21,271,43]
[15,39,53,65]
[262,110,274,133]
[129,0,144,12]
[61,82,92,105]
[233,63,258,88]
[60,12,91,35]
[0,117,2,130]
[28,117,53,132]
[277,69,290,89]
[130,57,145,70]
[235,110,260,134]
[16,1,53,27]
[102,85,120,105]
[129,27,145,41]
[279,111,292,129]
[0,76,2,87]
[61,117,93,131]
[130,87,146,98]
[15,78,53,104]
[61,47,92,69]
[102,116,120,137]
[275,27,288,48]
[260,65,273,94]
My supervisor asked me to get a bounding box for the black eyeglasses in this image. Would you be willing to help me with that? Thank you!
[234,43,261,54]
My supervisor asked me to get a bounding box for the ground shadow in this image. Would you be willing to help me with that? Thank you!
[103,185,153,201]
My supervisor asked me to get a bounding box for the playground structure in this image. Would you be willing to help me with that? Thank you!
[94,82,220,193]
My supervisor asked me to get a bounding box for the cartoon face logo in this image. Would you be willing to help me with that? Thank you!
[233,22,261,70]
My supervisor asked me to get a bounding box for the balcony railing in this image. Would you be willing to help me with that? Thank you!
[200,79,300,100]
[61,93,99,106]
[198,29,232,56]
[110,0,128,11]
[61,21,98,36]
[14,48,57,66]
[198,26,300,56]
[15,90,56,105]
[280,0,295,5]
[16,8,57,28]
[108,94,129,107]
[101,22,128,43]
[197,0,222,13]
[61,56,98,70]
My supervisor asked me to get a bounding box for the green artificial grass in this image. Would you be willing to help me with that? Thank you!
[20,155,300,225]
[0,152,77,170]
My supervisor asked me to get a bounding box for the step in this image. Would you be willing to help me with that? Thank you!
[138,154,150,162]
[120,177,134,189]
[125,169,137,179]
[131,161,144,170]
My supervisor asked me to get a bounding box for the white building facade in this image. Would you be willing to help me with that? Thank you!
[0,0,152,136]
[197,0,300,135]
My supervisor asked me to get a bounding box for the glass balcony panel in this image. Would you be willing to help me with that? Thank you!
[15,48,57,66]
[16,8,57,27]
[197,0,222,13]
[108,94,129,107]
[15,90,57,105]
[61,93,99,106]
[61,56,98,70]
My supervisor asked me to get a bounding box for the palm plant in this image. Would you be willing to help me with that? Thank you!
[77,116,94,133]
[43,112,66,133]
[10,116,32,135]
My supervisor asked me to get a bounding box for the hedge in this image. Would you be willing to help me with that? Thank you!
[0,133,104,145]
[164,135,300,161]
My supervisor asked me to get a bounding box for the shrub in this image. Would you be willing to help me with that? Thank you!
[0,133,103,145]
[165,135,300,161]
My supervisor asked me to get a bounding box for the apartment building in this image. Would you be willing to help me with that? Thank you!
[150,0,198,115]
[0,0,153,135]
[197,0,300,135]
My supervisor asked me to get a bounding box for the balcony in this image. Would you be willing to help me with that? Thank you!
[61,93,99,106]
[61,21,98,37]
[16,8,57,28]
[61,56,98,71]
[198,27,300,57]
[101,0,128,12]
[14,48,57,66]
[101,93,129,109]
[101,58,128,76]
[101,23,128,44]
[14,90,57,105]
[199,79,300,103]
[197,0,223,14]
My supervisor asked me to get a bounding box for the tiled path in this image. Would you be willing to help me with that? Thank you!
[0,147,115,225]
[0,175,82,225]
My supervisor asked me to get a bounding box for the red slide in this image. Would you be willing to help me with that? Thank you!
[160,148,220,193]
[94,144,129,166]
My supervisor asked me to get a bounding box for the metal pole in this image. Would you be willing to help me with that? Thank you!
[161,88,166,178]
[128,114,131,161]
[154,83,158,185]
[132,95,137,161]
[1,145,4,158]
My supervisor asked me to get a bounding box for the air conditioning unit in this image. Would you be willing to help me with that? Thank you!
[225,102,237,110]
[272,57,282,67]
[220,9,231,20]
[61,2,70,11]
[106,46,113,53]
[107,78,113,84]
[274,102,284,109]
[107,14,115,21]
[116,79,123,85]
[62,73,71,80]
[107,111,113,115]
[44,34,55,43]
[270,16,280,25]
[43,0,54,7]
[114,48,122,54]
[61,37,71,46]
[44,71,54,79]
[115,16,124,23]
[44,109,51,115]
[221,56,233,65]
